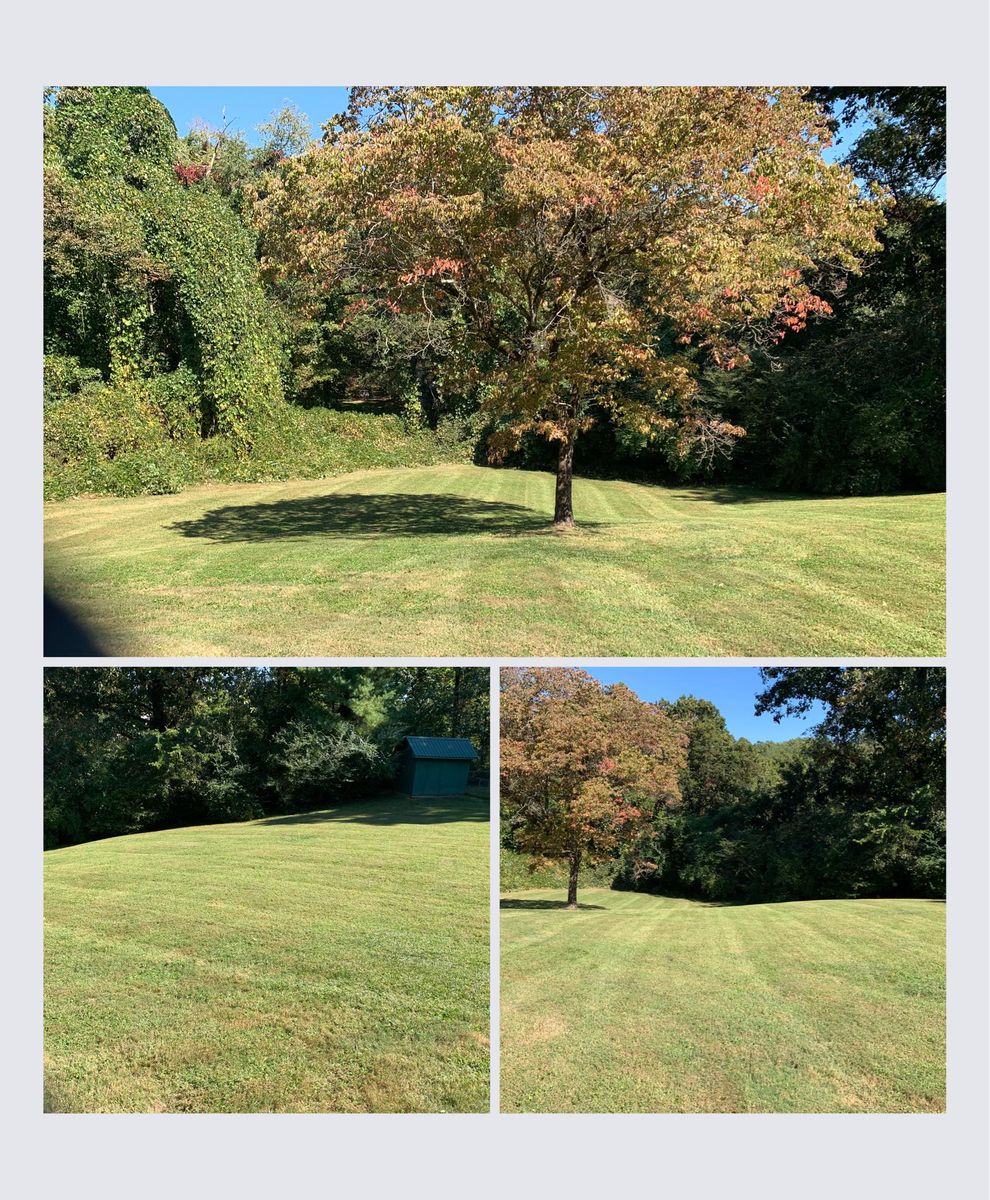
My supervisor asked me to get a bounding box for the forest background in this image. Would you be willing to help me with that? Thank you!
[44,667,488,848]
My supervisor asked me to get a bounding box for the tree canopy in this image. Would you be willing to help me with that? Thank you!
[502,668,945,906]
[500,667,687,905]
[44,667,488,848]
[713,86,945,494]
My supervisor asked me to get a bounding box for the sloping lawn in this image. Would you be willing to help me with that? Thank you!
[44,465,944,656]
[500,889,944,1113]
[45,794,489,1113]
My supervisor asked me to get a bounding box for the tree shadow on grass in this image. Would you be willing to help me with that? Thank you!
[675,487,822,506]
[675,485,927,505]
[499,899,606,911]
[168,492,571,543]
[260,796,488,827]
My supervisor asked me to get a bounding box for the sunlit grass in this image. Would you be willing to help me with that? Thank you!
[44,793,489,1113]
[500,888,944,1113]
[45,464,944,656]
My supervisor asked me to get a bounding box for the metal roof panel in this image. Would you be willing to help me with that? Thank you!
[404,736,479,760]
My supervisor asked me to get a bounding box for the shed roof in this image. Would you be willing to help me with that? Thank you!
[404,736,478,761]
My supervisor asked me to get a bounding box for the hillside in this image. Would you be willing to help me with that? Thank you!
[500,888,944,1113]
[45,793,489,1113]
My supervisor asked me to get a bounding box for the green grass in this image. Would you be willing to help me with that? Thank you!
[500,888,944,1113]
[44,793,489,1113]
[45,464,944,656]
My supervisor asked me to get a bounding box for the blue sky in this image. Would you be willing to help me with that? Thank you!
[583,667,825,742]
[149,87,350,145]
[150,86,863,162]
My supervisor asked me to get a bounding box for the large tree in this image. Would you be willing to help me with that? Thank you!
[257,86,882,525]
[500,667,686,907]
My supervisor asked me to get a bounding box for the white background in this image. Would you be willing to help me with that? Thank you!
[4,4,987,1196]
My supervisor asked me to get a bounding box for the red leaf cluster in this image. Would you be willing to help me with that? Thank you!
[398,257,465,285]
[174,162,208,186]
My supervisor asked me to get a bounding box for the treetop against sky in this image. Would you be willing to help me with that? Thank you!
[582,666,826,741]
[150,87,347,146]
[148,84,868,162]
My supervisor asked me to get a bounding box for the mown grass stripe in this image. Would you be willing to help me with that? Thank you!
[45,466,944,656]
[45,794,489,1113]
[500,888,944,1113]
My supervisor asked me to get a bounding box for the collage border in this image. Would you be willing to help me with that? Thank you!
[11,2,989,1196]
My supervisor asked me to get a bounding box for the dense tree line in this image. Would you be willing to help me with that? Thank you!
[707,88,945,494]
[44,667,488,848]
[44,86,943,503]
[502,668,945,905]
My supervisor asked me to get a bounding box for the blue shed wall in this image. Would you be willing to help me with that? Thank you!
[398,748,471,796]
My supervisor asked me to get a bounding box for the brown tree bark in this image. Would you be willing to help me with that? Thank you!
[566,850,582,909]
[451,667,462,736]
[554,429,576,528]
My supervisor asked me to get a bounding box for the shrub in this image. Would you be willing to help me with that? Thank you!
[45,378,480,500]
[44,371,199,499]
[273,723,392,809]
[43,354,103,405]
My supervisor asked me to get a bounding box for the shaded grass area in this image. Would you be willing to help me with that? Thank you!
[500,888,944,1114]
[45,465,945,656]
[44,793,489,1113]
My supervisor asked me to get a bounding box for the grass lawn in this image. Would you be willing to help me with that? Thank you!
[44,793,489,1113]
[500,888,944,1113]
[44,465,944,656]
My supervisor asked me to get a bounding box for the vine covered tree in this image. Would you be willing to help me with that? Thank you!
[44,86,283,440]
[500,667,686,906]
[258,86,883,525]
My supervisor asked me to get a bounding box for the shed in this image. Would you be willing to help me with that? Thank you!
[398,736,478,797]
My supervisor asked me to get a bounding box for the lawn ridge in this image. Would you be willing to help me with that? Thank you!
[45,793,490,1113]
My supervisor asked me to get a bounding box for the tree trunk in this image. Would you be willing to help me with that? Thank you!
[566,850,582,909]
[415,358,440,428]
[554,429,576,529]
[146,672,168,733]
[451,667,462,736]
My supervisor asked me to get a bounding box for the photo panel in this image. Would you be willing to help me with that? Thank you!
[498,664,945,1114]
[42,85,944,661]
[43,665,492,1114]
